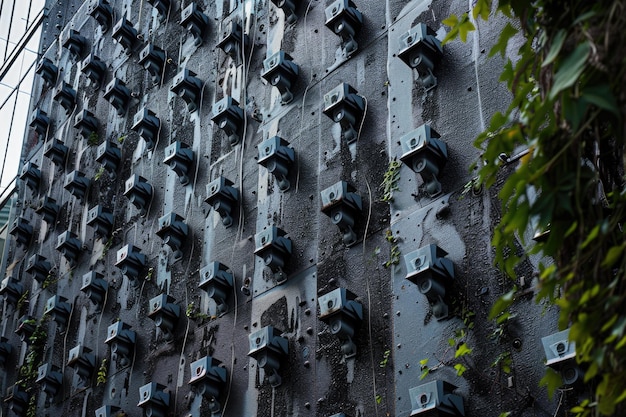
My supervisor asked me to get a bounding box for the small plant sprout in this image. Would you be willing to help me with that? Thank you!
[94,166,105,181]
[383,230,400,268]
[380,158,401,203]
[88,131,99,146]
[97,358,107,385]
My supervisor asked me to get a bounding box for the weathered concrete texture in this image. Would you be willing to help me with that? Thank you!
[388,1,560,417]
[0,0,564,416]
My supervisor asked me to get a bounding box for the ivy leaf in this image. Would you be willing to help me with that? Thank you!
[442,14,460,43]
[549,42,590,100]
[442,13,475,44]
[489,288,516,320]
[458,18,476,42]
[454,363,467,376]
[472,0,492,20]
[562,94,589,134]
[542,29,567,67]
[580,224,600,249]
[582,84,620,115]
[611,317,626,339]
[602,244,625,268]
[598,374,618,415]
[540,367,563,399]
[455,342,473,358]
[499,59,515,87]
[571,10,597,26]
[489,23,518,57]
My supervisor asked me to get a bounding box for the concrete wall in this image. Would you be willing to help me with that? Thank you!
[1,0,561,416]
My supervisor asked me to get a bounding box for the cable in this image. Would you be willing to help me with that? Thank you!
[61,299,76,395]
[294,0,316,192]
[366,272,379,417]
[356,96,367,143]
[236,0,258,242]
[362,178,372,254]
[173,227,195,414]
[137,0,145,30]
[221,3,256,412]
[362,177,379,417]
[93,262,111,361]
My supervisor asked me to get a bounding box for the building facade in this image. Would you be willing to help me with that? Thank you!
[0,0,565,416]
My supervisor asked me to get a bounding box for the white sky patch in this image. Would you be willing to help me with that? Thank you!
[0,0,45,192]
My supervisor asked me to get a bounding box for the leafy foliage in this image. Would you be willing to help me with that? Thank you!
[97,358,108,385]
[445,0,626,415]
[87,131,99,146]
[94,166,105,182]
[379,349,391,368]
[185,302,210,321]
[383,230,401,268]
[17,318,47,416]
[16,290,29,312]
[492,351,513,374]
[380,158,401,203]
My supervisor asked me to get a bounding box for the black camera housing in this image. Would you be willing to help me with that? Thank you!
[323,83,365,144]
[403,244,454,320]
[398,24,443,91]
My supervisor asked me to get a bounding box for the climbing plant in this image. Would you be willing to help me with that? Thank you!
[444,0,626,415]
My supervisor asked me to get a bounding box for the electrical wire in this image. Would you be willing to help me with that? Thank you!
[172,52,208,412]
[355,96,367,143]
[61,298,76,395]
[222,2,259,413]
[363,179,379,417]
[235,0,257,242]
[294,0,315,193]
[173,227,195,414]
[93,278,110,361]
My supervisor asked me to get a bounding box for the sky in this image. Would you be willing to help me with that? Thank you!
[0,0,45,195]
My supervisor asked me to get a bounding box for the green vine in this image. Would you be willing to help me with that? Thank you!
[380,158,401,203]
[445,0,626,414]
[87,131,99,146]
[97,358,108,385]
[419,328,473,380]
[492,351,513,374]
[16,290,29,312]
[42,274,57,289]
[185,302,209,322]
[26,395,36,417]
[94,166,105,182]
[383,230,400,268]
[379,349,391,368]
[100,236,113,260]
[17,319,47,404]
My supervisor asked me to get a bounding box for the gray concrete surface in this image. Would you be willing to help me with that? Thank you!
[0,0,563,416]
